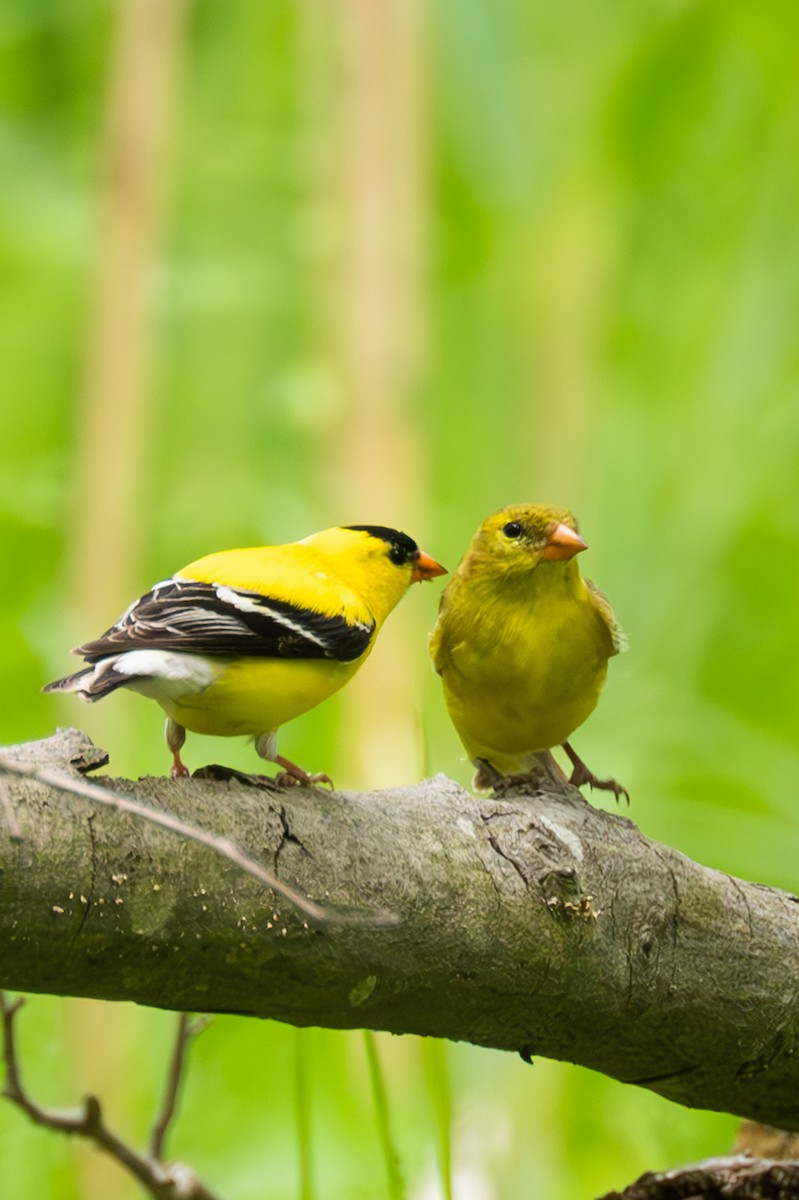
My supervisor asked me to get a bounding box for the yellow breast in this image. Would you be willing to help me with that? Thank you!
[434,568,612,772]
[159,656,362,738]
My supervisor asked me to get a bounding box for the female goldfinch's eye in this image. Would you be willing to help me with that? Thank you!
[502,521,523,539]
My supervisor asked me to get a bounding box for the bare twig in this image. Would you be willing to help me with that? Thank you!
[150,1013,210,1161]
[0,992,222,1200]
[0,753,396,927]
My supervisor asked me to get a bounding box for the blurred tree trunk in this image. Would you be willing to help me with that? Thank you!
[71,0,188,621]
[302,0,431,788]
[66,6,189,1197]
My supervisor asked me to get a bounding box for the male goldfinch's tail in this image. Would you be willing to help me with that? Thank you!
[43,660,135,701]
[44,648,213,705]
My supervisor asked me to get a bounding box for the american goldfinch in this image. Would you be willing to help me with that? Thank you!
[45,524,446,783]
[430,504,628,800]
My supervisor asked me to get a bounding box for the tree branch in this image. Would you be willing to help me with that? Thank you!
[0,991,220,1200]
[600,1155,799,1199]
[149,1013,209,1162]
[1,730,798,1129]
[0,744,352,926]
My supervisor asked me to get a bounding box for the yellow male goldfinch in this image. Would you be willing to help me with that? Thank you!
[45,524,446,783]
[429,504,628,800]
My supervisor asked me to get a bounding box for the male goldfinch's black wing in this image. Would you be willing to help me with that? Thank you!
[73,579,375,663]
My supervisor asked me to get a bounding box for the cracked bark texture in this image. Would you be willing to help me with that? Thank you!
[1,730,799,1129]
[601,1155,799,1199]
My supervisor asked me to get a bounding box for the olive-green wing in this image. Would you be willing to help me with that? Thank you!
[586,579,627,656]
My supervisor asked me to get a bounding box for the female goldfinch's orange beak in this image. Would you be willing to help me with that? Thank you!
[412,551,448,583]
[540,522,588,561]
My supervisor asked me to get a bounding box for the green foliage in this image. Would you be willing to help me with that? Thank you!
[3,0,798,1196]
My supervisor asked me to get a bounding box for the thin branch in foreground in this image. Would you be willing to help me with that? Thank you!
[0,754,398,928]
[150,1014,211,1162]
[0,992,222,1200]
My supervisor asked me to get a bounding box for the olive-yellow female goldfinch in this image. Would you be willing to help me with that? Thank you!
[429,504,627,799]
[45,524,446,783]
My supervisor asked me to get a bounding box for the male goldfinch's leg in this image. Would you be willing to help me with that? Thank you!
[562,741,629,805]
[165,718,190,779]
[254,733,333,789]
[272,755,333,788]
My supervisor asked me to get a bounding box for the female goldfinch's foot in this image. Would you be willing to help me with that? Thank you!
[272,755,334,789]
[571,768,630,806]
[473,759,545,794]
[493,771,551,795]
[473,751,566,795]
[562,742,629,805]
[472,759,506,792]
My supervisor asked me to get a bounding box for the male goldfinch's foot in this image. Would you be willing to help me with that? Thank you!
[191,761,333,789]
[562,742,630,805]
[170,754,190,779]
[272,755,334,789]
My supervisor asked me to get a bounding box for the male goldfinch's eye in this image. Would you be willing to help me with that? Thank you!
[502,521,523,539]
[389,544,411,566]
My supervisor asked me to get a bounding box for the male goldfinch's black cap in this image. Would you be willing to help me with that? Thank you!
[345,525,447,580]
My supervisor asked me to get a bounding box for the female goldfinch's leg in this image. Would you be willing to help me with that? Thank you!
[254,733,333,788]
[562,741,629,805]
[472,758,509,791]
[165,718,190,779]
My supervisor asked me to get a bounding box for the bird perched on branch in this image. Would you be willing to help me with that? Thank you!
[429,504,628,801]
[45,524,446,784]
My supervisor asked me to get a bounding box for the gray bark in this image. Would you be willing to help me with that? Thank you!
[601,1155,799,1199]
[1,730,798,1129]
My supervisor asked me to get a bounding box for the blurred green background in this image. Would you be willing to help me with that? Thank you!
[3,0,799,1196]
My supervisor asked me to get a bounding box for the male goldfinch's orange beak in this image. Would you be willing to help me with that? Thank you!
[412,551,448,583]
[540,522,588,561]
